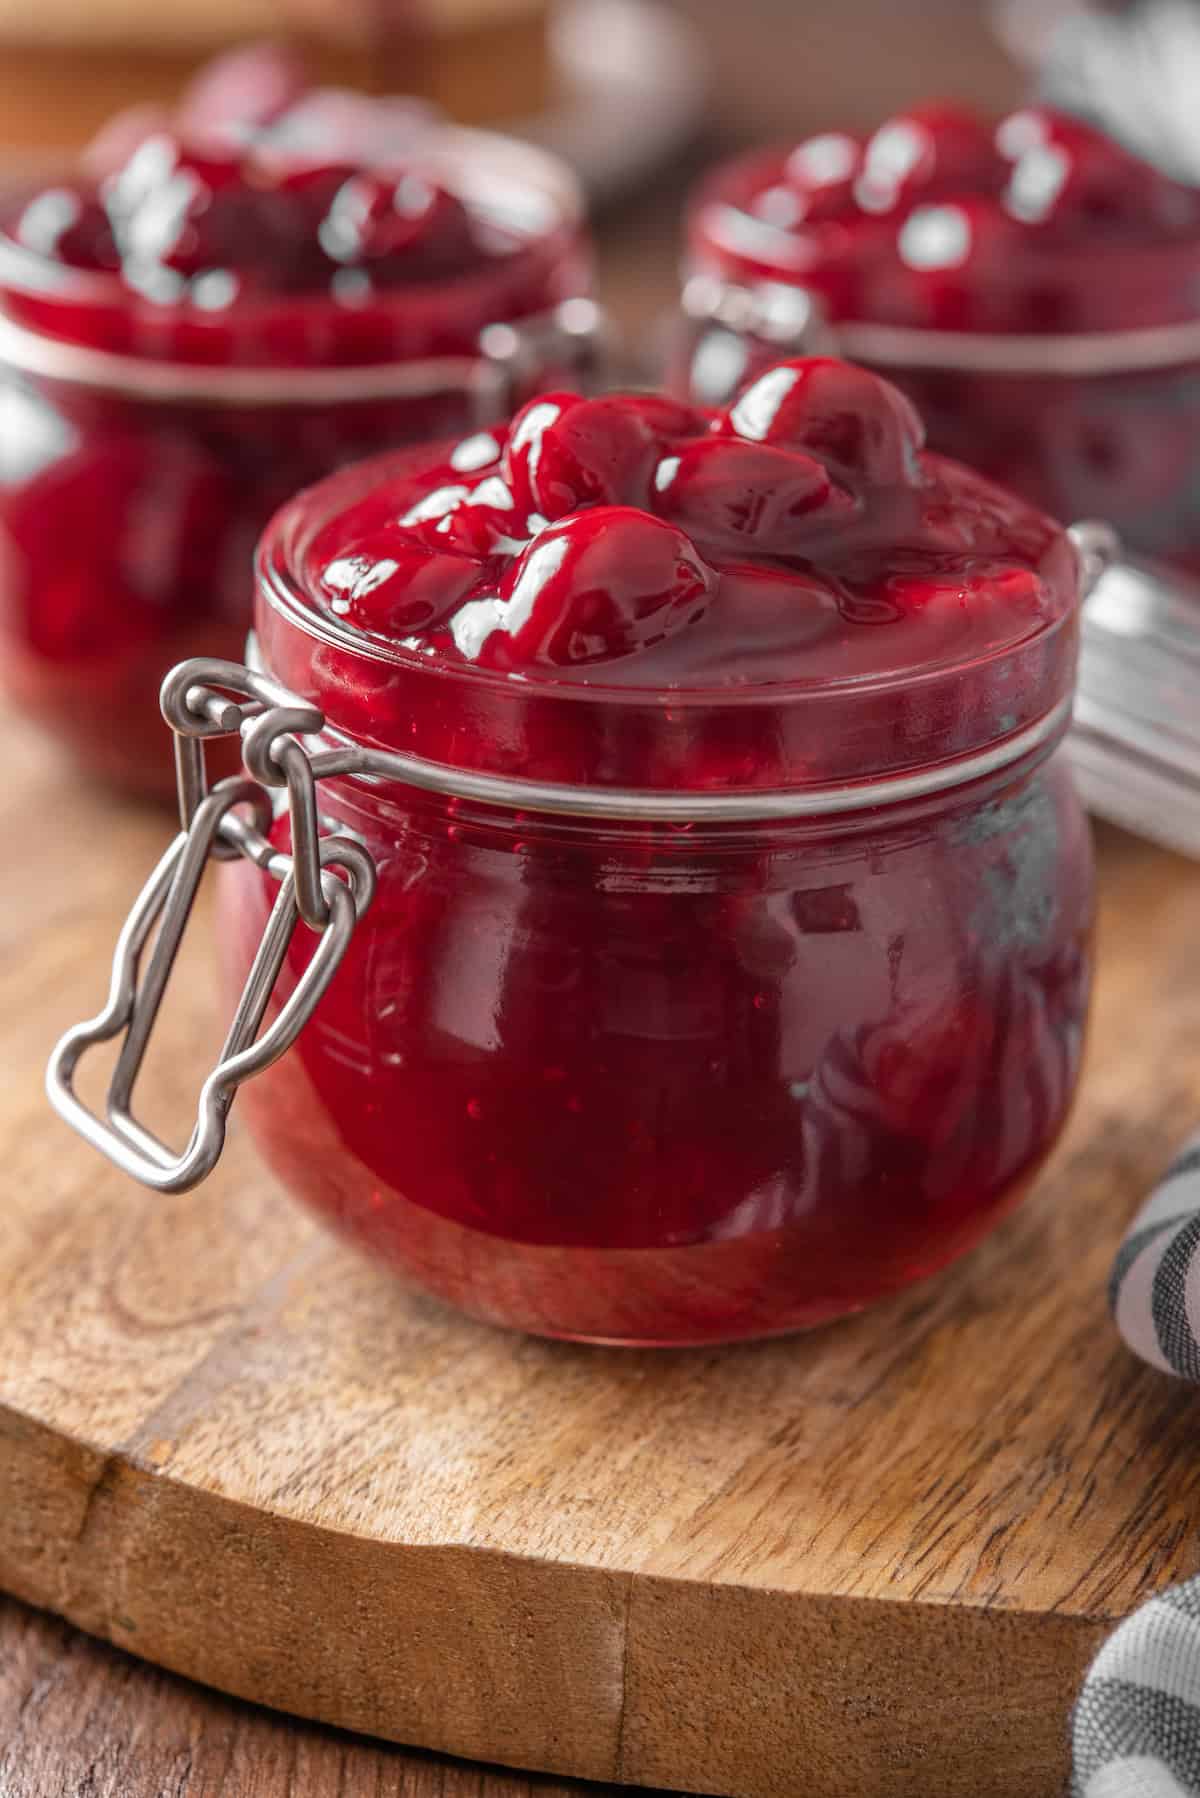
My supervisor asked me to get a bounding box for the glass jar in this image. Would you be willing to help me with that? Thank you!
[674,116,1200,577]
[48,455,1106,1348]
[0,129,595,798]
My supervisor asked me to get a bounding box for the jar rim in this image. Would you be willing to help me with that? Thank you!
[0,128,587,371]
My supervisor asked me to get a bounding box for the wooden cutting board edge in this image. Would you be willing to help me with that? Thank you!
[0,1400,1110,1798]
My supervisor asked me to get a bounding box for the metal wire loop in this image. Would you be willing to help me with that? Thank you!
[1068,520,1122,601]
[47,661,378,1193]
[161,657,324,741]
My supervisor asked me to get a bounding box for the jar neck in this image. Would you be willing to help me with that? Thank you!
[299,691,1075,846]
[314,715,1072,848]
[0,237,589,376]
[681,261,1200,379]
[0,294,603,448]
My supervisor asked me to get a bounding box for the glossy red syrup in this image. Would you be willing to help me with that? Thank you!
[226,359,1094,1344]
[684,104,1200,569]
[0,47,589,796]
[5,44,579,364]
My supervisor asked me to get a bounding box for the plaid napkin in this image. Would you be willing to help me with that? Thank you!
[1072,1133,1200,1794]
[1111,1132,1200,1381]
[1073,1580,1200,1796]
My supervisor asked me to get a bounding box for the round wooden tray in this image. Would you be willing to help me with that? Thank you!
[4,722,1200,1798]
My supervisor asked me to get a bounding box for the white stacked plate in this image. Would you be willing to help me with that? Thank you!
[1069,557,1200,858]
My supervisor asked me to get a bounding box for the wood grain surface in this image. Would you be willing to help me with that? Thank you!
[4,693,1200,1798]
[0,1592,660,1798]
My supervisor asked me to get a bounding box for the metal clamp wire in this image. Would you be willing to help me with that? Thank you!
[47,659,378,1191]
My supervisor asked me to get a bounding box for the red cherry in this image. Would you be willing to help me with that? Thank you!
[997,107,1200,234]
[724,358,925,488]
[872,561,1045,628]
[303,170,385,262]
[228,160,351,289]
[269,160,357,208]
[859,990,995,1147]
[377,177,475,273]
[7,429,233,660]
[502,393,699,524]
[26,67,500,298]
[105,135,247,276]
[399,476,523,559]
[321,532,483,636]
[871,196,1019,331]
[652,436,852,552]
[316,171,475,274]
[477,507,718,668]
[781,131,861,222]
[16,188,120,272]
[855,104,1001,214]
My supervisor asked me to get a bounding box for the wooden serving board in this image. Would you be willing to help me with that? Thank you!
[4,722,1200,1798]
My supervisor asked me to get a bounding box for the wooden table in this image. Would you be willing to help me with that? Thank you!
[0,1594,674,1798]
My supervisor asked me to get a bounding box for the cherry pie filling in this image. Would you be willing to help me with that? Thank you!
[685,103,1200,568]
[0,47,589,794]
[224,359,1094,1344]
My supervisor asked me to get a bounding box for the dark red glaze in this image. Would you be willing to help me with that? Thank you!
[3,44,581,366]
[224,360,1095,1345]
[0,47,590,796]
[695,104,1200,335]
[274,361,1076,791]
[682,104,1200,570]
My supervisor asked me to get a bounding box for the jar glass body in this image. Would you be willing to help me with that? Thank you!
[0,370,533,795]
[0,139,591,797]
[218,740,1094,1346]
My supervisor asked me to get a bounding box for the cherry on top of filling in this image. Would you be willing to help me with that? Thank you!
[0,45,570,361]
[693,103,1200,333]
[304,357,1073,696]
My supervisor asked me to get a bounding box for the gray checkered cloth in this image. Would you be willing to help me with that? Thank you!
[1110,1132,1200,1381]
[1072,1589,1200,1798]
[1072,1133,1200,1795]
[1074,1581,1200,1797]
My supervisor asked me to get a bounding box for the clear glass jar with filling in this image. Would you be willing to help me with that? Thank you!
[49,359,1104,1346]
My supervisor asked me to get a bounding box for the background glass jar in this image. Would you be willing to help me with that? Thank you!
[48,455,1100,1349]
[674,143,1200,577]
[0,130,594,798]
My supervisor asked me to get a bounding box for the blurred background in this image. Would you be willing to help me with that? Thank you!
[0,0,1025,155]
[0,0,1044,344]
